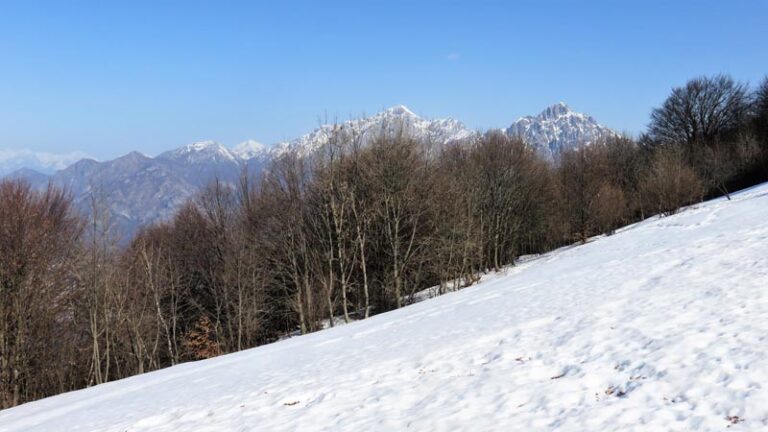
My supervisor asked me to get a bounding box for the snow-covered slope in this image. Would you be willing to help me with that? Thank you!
[3,184,768,431]
[507,102,618,159]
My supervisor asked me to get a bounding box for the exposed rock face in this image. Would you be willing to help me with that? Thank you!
[506,102,617,160]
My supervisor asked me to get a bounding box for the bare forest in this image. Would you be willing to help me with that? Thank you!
[2,74,768,407]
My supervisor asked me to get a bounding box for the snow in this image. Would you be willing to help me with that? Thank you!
[157,140,239,164]
[231,139,268,160]
[3,184,768,431]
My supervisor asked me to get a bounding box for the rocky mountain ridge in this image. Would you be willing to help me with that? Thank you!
[3,104,617,238]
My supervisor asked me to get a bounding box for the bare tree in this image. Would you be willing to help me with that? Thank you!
[0,180,82,407]
[589,183,627,235]
[639,148,704,216]
[558,140,634,241]
[469,132,555,269]
[432,143,482,292]
[365,132,431,308]
[129,225,184,366]
[11,82,768,408]
[649,74,750,148]
[752,77,768,151]
[309,127,360,323]
[78,190,121,386]
[342,139,375,317]
[260,152,318,333]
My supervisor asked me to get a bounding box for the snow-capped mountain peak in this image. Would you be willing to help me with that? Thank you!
[382,104,417,117]
[181,140,229,155]
[158,140,238,164]
[188,140,218,151]
[280,105,475,156]
[507,103,617,159]
[232,140,268,160]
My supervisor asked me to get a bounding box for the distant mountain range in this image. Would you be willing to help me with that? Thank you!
[0,148,89,175]
[2,103,617,239]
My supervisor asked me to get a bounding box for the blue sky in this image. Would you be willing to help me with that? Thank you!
[1,0,766,161]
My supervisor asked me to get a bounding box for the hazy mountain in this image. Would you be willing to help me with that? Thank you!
[4,168,50,189]
[51,152,196,238]
[0,149,90,176]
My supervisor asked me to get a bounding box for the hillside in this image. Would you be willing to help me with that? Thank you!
[2,182,766,431]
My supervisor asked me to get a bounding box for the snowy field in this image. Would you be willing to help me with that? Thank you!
[2,184,768,431]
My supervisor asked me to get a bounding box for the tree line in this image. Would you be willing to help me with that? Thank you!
[1,74,767,407]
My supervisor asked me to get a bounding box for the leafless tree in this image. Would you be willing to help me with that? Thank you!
[10,82,768,408]
[469,132,555,269]
[751,77,768,154]
[639,147,704,216]
[365,131,431,308]
[649,74,750,148]
[0,180,82,407]
[558,140,635,241]
[260,152,319,333]
[78,190,121,386]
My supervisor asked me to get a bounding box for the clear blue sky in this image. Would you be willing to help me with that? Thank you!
[1,0,766,160]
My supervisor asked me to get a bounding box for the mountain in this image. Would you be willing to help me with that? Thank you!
[155,141,242,187]
[3,107,474,239]
[2,182,766,431]
[52,152,196,236]
[2,104,614,239]
[278,105,474,156]
[506,102,618,159]
[4,168,50,189]
[232,139,270,160]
